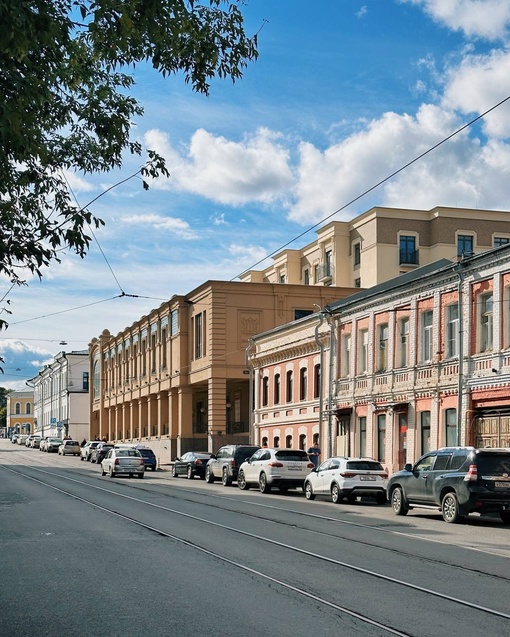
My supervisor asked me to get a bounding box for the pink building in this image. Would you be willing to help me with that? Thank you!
[249,245,510,474]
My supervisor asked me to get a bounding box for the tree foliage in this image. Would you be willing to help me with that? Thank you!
[0,0,258,294]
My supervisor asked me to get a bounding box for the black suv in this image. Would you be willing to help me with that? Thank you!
[387,446,510,524]
[205,444,260,486]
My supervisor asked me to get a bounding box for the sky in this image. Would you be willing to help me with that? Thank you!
[3,0,510,390]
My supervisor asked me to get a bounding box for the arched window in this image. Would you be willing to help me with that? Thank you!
[274,374,280,404]
[15,402,21,415]
[262,376,269,407]
[299,433,306,450]
[285,434,292,448]
[93,359,100,399]
[286,370,293,402]
[25,403,31,414]
[299,367,307,400]
[273,435,280,448]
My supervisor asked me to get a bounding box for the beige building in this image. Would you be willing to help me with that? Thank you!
[89,280,357,465]
[240,206,510,289]
[7,390,35,437]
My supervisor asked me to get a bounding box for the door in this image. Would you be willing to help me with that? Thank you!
[404,453,436,503]
[398,413,408,470]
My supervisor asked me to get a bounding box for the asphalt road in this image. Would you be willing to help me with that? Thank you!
[1,439,509,637]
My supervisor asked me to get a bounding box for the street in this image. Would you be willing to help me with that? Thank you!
[1,439,509,637]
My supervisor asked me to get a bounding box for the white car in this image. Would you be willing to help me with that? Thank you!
[58,440,81,456]
[101,448,145,479]
[304,457,388,504]
[237,448,315,493]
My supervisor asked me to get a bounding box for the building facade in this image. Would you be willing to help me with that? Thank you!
[249,245,510,474]
[240,206,510,290]
[6,390,35,437]
[30,351,90,440]
[89,280,357,465]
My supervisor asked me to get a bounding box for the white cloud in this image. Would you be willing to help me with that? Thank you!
[143,127,294,205]
[122,213,199,240]
[401,0,510,40]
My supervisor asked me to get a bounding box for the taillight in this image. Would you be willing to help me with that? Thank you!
[464,464,478,481]
[340,471,357,478]
[139,459,144,466]
[268,461,284,467]
[194,459,203,465]
[307,463,315,469]
[381,473,388,479]
[115,458,120,465]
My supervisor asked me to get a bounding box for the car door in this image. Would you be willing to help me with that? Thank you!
[312,459,334,495]
[404,453,437,503]
[243,449,266,484]
[103,449,113,471]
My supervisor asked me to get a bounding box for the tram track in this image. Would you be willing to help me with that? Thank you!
[3,460,510,635]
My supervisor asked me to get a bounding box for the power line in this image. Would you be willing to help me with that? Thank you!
[232,93,510,280]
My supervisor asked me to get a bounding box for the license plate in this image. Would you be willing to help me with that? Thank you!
[360,476,376,481]
[495,481,510,488]
[287,465,303,472]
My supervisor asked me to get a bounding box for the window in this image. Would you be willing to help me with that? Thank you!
[262,376,269,407]
[299,433,306,450]
[286,370,293,402]
[353,242,361,266]
[445,408,457,446]
[399,235,418,265]
[359,416,367,457]
[421,310,433,362]
[295,309,313,320]
[304,269,310,285]
[161,325,168,369]
[324,249,333,277]
[358,329,368,374]
[314,264,319,284]
[299,367,308,400]
[378,324,388,371]
[341,334,351,377]
[194,312,205,359]
[170,309,179,336]
[25,403,31,414]
[279,274,286,284]
[445,304,459,358]
[420,411,431,454]
[397,318,409,368]
[274,374,281,404]
[15,402,20,415]
[83,372,89,391]
[273,436,280,448]
[457,234,473,257]
[313,364,321,398]
[285,434,292,448]
[377,414,386,463]
[494,237,510,247]
[480,293,493,351]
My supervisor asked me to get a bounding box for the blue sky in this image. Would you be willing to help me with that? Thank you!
[3,0,510,389]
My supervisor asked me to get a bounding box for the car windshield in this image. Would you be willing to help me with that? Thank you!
[275,450,309,461]
[117,450,141,457]
[347,461,385,471]
[50,438,62,443]
[237,448,260,462]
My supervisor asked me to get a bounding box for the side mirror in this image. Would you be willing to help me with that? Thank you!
[174,456,181,462]
[404,463,413,472]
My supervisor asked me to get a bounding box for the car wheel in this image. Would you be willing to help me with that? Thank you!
[138,473,144,479]
[87,455,91,462]
[304,481,315,500]
[109,468,115,478]
[222,468,232,487]
[259,472,271,494]
[500,511,510,524]
[237,470,249,490]
[187,465,194,479]
[391,487,409,516]
[331,483,342,504]
[442,492,462,523]
[172,465,178,478]
[375,492,387,505]
[205,466,215,483]
[80,455,84,461]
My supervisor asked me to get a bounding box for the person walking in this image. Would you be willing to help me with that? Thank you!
[307,441,321,468]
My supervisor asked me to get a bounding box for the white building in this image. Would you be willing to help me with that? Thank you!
[30,350,90,441]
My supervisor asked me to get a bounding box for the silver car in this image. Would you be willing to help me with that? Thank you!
[58,440,81,456]
[101,448,145,479]
[46,438,63,453]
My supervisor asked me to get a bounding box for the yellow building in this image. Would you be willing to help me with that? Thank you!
[89,280,357,464]
[7,390,35,437]
[240,205,510,289]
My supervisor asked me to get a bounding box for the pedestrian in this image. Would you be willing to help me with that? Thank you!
[80,438,87,447]
[307,441,321,469]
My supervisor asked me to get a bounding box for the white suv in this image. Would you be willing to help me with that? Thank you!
[237,448,315,494]
[304,457,388,504]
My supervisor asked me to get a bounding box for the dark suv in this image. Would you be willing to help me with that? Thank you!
[205,444,260,486]
[387,446,510,524]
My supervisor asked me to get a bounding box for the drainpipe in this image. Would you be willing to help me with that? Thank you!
[314,311,326,448]
[326,312,336,460]
[456,263,465,446]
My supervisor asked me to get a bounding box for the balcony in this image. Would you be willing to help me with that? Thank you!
[399,249,419,266]
[316,263,334,283]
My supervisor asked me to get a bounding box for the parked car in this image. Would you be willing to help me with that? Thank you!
[304,457,388,504]
[136,446,157,471]
[387,446,510,524]
[90,442,114,464]
[46,438,63,453]
[11,434,20,444]
[25,435,36,447]
[205,444,261,485]
[101,448,145,479]
[58,440,81,456]
[80,440,101,462]
[172,452,215,479]
[39,437,50,451]
[17,435,29,445]
[237,448,315,493]
[30,436,42,449]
